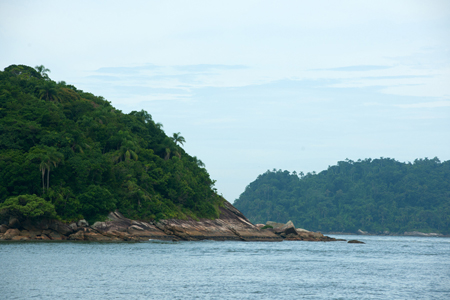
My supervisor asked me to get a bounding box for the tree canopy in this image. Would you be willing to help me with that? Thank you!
[234,158,450,234]
[0,64,223,224]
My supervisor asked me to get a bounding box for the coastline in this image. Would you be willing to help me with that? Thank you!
[1,201,345,242]
[323,232,449,237]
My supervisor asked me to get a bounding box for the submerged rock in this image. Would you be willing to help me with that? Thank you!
[348,240,365,244]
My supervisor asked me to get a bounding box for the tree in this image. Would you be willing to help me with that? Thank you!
[34,65,50,79]
[36,81,60,102]
[171,132,186,146]
[27,146,64,194]
[113,131,139,163]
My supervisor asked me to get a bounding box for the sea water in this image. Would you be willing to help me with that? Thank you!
[1,235,449,299]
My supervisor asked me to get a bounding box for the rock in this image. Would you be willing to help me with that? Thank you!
[0,224,8,233]
[49,221,74,236]
[19,230,31,237]
[3,228,21,240]
[77,219,89,227]
[68,230,85,241]
[12,235,29,241]
[83,231,114,241]
[8,216,20,228]
[28,230,42,239]
[48,231,64,240]
[310,232,324,238]
[39,234,51,240]
[348,240,365,244]
[255,224,265,229]
[92,221,108,231]
[21,218,50,231]
[128,225,145,232]
[69,223,77,231]
[357,229,368,235]
[274,221,298,236]
[266,221,285,229]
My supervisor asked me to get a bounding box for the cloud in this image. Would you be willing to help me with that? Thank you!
[361,75,433,80]
[95,64,161,74]
[313,65,393,72]
[394,100,450,108]
[174,64,248,72]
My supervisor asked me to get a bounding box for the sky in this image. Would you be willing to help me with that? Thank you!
[1,0,449,203]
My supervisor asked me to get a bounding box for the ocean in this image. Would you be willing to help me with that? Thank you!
[1,235,449,299]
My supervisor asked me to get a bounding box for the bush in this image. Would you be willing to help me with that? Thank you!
[0,194,57,218]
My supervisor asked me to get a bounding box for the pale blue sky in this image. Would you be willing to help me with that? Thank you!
[1,0,449,202]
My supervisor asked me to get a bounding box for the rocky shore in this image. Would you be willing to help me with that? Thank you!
[0,201,340,242]
[256,221,345,242]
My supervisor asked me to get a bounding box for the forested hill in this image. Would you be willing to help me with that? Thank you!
[234,158,450,234]
[0,64,223,224]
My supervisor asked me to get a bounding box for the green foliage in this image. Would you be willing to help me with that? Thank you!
[261,225,273,229]
[0,194,57,218]
[0,64,223,223]
[234,158,450,234]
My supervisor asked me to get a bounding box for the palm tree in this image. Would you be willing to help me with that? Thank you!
[27,146,64,193]
[38,158,51,194]
[171,132,186,146]
[37,81,60,102]
[34,65,50,79]
[113,131,139,163]
[45,147,64,191]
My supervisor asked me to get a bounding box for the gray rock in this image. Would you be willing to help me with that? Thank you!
[77,219,89,227]
[129,225,144,231]
[69,223,77,231]
[274,221,298,236]
[49,221,74,235]
[348,240,365,244]
[92,221,108,231]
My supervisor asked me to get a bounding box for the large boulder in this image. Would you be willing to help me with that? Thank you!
[48,231,64,240]
[49,221,74,236]
[274,221,298,236]
[3,228,21,240]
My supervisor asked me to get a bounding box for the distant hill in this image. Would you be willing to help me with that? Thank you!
[233,158,450,234]
[0,64,222,224]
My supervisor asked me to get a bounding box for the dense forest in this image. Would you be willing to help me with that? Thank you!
[0,64,223,224]
[234,158,450,234]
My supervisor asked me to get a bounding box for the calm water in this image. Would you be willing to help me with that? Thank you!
[1,235,449,299]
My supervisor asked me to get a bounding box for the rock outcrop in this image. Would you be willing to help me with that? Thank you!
[0,201,281,242]
[261,220,345,242]
[348,239,365,244]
